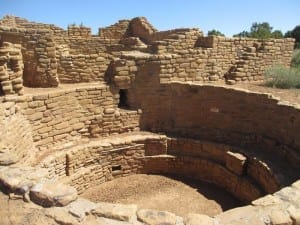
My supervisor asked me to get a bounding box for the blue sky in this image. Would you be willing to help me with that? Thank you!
[0,0,299,36]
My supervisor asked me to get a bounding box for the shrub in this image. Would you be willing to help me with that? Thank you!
[264,65,300,89]
[292,49,300,68]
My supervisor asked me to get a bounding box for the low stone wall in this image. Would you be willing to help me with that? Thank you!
[156,36,294,82]
[67,26,91,38]
[57,54,110,83]
[36,131,296,203]
[0,100,35,165]
[3,85,140,151]
[38,133,164,193]
[0,165,299,225]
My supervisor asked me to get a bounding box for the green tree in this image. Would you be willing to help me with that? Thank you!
[284,30,292,38]
[233,30,250,38]
[291,26,300,48]
[272,30,283,39]
[233,22,284,39]
[207,29,225,36]
[285,26,300,48]
[250,22,273,39]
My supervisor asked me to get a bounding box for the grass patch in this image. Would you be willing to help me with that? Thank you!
[292,49,300,68]
[264,66,300,89]
[264,50,300,89]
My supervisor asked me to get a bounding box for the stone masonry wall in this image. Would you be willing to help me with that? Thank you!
[0,42,24,95]
[67,26,91,38]
[0,99,35,165]
[57,54,110,83]
[4,85,140,151]
[139,83,300,169]
[0,15,66,36]
[38,134,162,194]
[155,36,294,82]
[99,19,130,39]
[0,15,295,87]
[0,28,59,87]
[36,132,295,202]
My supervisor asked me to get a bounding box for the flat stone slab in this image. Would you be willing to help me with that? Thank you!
[92,202,137,222]
[0,152,19,165]
[185,214,214,225]
[0,166,49,193]
[45,207,80,225]
[137,209,177,225]
[30,181,77,207]
[67,197,99,220]
[269,210,293,225]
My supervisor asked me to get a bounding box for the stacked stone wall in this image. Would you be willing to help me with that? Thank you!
[156,36,294,82]
[139,83,300,169]
[67,26,91,38]
[0,27,59,87]
[0,42,24,95]
[99,20,130,39]
[0,99,35,165]
[0,15,66,35]
[4,85,140,151]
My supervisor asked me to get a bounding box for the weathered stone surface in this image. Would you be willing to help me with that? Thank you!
[92,202,137,222]
[67,197,99,220]
[184,213,214,225]
[137,209,177,225]
[287,206,300,225]
[45,207,80,225]
[30,182,78,207]
[0,166,48,193]
[0,152,19,165]
[269,210,293,225]
[252,194,283,206]
[216,205,262,225]
[225,151,246,175]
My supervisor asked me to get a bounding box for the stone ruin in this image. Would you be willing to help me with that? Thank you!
[0,15,299,225]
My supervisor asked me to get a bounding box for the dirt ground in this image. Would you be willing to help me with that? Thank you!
[81,174,243,217]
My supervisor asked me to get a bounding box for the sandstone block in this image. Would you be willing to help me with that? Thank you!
[0,152,19,165]
[30,182,78,207]
[137,209,177,225]
[67,197,99,221]
[104,108,115,114]
[185,214,214,225]
[225,151,246,175]
[252,194,282,206]
[92,202,137,222]
[0,166,48,194]
[269,210,293,225]
[45,207,80,225]
[27,112,43,121]
[287,206,300,225]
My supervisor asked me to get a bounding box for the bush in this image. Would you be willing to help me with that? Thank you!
[264,65,300,89]
[292,49,300,68]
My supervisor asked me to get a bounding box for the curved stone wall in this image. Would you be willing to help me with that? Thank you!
[0,83,299,224]
[140,83,300,169]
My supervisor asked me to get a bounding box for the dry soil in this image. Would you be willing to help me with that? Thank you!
[81,174,243,217]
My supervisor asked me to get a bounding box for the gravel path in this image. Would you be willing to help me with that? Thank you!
[81,174,243,217]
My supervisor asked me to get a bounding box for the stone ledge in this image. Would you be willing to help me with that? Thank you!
[0,164,299,225]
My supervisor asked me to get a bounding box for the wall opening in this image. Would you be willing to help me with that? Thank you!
[0,84,4,96]
[118,89,129,109]
[112,165,122,171]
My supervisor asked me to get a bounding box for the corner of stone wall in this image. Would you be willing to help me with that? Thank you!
[0,41,24,95]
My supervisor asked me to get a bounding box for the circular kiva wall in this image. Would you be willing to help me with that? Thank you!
[38,83,300,204]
